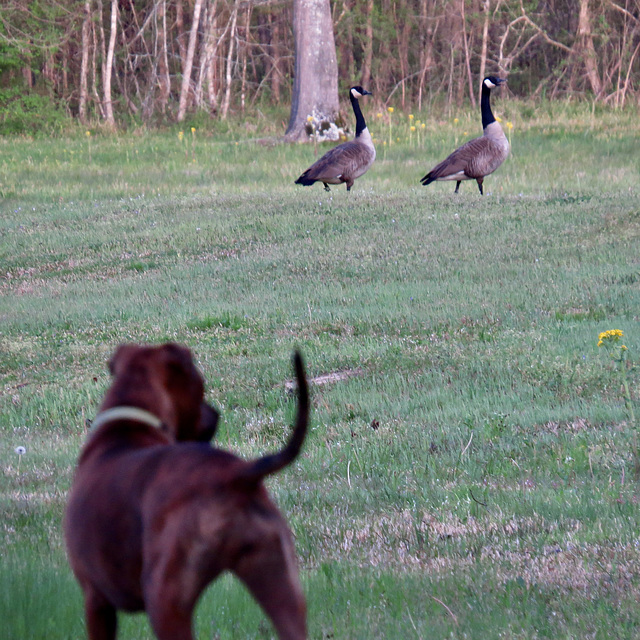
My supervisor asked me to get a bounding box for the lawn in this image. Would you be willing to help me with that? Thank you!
[1,101,640,639]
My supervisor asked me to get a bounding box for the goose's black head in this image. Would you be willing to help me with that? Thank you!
[480,77,506,129]
[350,86,372,99]
[483,76,506,90]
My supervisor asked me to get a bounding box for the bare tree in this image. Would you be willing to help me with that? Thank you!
[157,0,171,114]
[103,0,118,127]
[285,0,340,142]
[360,0,374,89]
[460,0,477,108]
[221,0,239,119]
[79,0,92,124]
[177,0,205,122]
[572,0,602,96]
[478,0,490,104]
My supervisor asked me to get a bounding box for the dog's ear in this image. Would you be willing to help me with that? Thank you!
[161,343,196,375]
[108,344,140,376]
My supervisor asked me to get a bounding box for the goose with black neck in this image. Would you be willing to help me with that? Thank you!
[420,76,509,195]
[295,86,376,192]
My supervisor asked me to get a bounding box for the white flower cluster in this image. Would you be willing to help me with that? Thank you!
[305,109,344,142]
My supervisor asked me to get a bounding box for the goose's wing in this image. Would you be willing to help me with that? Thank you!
[297,140,371,183]
[421,136,492,183]
[466,136,509,177]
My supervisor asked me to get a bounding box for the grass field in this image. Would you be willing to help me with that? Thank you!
[1,100,640,639]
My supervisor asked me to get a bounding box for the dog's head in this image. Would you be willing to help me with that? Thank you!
[106,343,219,443]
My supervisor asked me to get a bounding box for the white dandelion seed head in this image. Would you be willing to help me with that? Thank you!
[15,446,26,455]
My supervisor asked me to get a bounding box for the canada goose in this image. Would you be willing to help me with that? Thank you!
[420,76,509,194]
[295,86,375,191]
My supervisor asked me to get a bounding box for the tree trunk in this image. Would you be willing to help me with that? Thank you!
[360,0,374,89]
[103,0,118,127]
[221,1,239,119]
[285,0,339,142]
[157,0,171,114]
[90,7,104,119]
[79,0,91,123]
[195,0,216,111]
[575,0,602,97]
[460,0,476,108]
[417,0,437,112]
[175,0,187,63]
[177,0,204,122]
[240,3,252,112]
[203,0,225,114]
[269,10,282,104]
[478,0,490,105]
[338,0,355,81]
[397,6,412,109]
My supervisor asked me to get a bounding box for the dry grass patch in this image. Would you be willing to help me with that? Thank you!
[313,507,640,599]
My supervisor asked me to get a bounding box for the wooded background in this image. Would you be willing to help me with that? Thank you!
[1,0,639,131]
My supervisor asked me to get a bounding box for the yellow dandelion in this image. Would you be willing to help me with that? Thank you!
[377,113,383,118]
[506,121,513,130]
[454,118,459,124]
[598,329,625,347]
[421,123,425,129]
[307,115,314,122]
[85,130,91,138]
[409,114,414,120]
[387,107,394,114]
[191,127,196,134]
[496,116,503,123]
[410,126,416,132]
[178,131,184,141]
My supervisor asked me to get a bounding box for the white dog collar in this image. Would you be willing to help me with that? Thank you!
[91,406,163,431]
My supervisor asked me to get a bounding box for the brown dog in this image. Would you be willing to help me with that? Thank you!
[64,343,309,640]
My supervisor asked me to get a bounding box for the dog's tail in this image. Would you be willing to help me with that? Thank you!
[236,351,309,485]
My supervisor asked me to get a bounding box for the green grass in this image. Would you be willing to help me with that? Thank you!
[1,102,640,638]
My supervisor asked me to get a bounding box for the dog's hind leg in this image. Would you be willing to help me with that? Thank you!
[145,589,196,640]
[147,606,195,640]
[144,574,197,640]
[143,546,200,640]
[233,535,307,640]
[84,588,117,640]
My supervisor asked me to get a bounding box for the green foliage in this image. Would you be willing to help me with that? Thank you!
[0,88,68,135]
[0,42,22,74]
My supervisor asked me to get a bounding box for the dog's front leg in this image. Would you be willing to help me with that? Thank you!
[84,589,117,640]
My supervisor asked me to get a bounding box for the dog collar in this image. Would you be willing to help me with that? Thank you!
[90,406,163,431]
